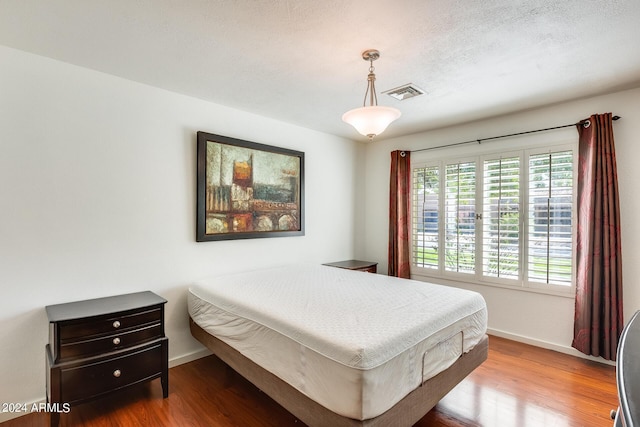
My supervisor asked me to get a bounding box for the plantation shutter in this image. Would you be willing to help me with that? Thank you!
[482,156,521,280]
[445,161,476,273]
[527,151,573,285]
[412,166,439,269]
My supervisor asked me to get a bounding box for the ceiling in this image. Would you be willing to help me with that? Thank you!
[1,0,639,141]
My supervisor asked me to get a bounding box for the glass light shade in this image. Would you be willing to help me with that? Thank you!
[342,105,401,139]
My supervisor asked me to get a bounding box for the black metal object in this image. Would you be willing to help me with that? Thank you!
[412,116,621,153]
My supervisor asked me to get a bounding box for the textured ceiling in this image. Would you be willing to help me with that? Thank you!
[1,0,639,141]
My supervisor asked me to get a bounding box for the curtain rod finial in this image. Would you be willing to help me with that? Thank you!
[613,115,621,121]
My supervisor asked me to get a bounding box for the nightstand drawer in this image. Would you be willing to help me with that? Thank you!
[59,323,163,361]
[60,342,164,403]
[59,308,162,341]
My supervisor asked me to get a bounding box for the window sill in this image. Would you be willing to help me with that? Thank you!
[411,270,576,299]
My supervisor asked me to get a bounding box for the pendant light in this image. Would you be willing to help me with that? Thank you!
[342,49,401,140]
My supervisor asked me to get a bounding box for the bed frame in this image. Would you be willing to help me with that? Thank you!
[190,317,488,427]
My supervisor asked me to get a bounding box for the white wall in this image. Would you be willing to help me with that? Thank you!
[0,45,362,418]
[361,86,640,358]
[2,41,637,419]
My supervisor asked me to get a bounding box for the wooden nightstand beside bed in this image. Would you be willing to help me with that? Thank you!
[323,259,378,273]
[45,291,168,427]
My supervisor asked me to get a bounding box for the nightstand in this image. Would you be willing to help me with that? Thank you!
[45,291,168,427]
[323,260,378,273]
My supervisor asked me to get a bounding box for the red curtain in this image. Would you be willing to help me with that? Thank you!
[388,150,411,278]
[572,113,623,361]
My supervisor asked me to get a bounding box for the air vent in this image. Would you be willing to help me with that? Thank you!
[383,84,426,101]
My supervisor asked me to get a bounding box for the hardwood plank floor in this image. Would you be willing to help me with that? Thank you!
[2,336,617,427]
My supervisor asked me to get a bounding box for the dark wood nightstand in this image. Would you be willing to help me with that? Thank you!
[323,260,378,273]
[45,291,168,427]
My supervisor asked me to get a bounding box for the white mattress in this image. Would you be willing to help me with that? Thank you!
[188,264,487,420]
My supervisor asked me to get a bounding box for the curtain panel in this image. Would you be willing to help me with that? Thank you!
[572,113,624,361]
[388,150,411,278]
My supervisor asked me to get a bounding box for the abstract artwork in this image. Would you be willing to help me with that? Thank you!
[196,132,304,241]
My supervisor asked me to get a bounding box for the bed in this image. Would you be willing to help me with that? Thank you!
[188,264,488,426]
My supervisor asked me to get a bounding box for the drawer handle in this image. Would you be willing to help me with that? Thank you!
[113,369,121,378]
[112,337,121,345]
[112,320,121,329]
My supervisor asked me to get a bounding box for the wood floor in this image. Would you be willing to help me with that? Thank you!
[2,336,617,427]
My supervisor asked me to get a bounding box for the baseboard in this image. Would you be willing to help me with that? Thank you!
[168,347,212,368]
[0,399,45,423]
[488,328,616,366]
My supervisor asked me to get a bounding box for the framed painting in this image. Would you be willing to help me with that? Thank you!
[196,132,305,241]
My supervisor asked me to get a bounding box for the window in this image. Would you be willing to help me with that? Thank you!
[527,151,573,285]
[412,165,439,269]
[445,161,476,274]
[482,156,520,280]
[411,145,575,292]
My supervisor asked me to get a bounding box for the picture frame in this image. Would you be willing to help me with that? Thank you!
[196,131,305,241]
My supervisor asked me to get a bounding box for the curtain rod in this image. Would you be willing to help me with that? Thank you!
[411,115,621,153]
